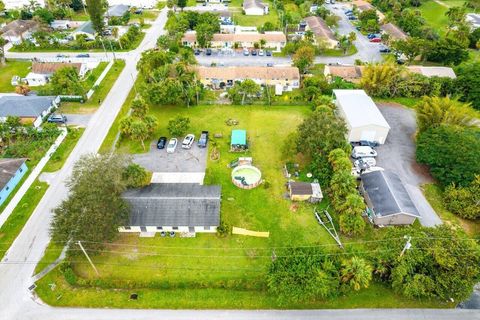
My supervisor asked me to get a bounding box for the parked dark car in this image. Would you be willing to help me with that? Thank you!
[206,48,212,56]
[348,16,357,20]
[379,45,391,53]
[76,53,90,58]
[251,49,257,56]
[351,140,379,148]
[194,49,201,55]
[157,136,167,149]
[266,50,272,56]
[367,33,381,39]
[47,114,67,124]
[198,131,209,148]
[266,63,273,67]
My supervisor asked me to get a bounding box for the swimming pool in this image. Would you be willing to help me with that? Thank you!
[231,165,262,189]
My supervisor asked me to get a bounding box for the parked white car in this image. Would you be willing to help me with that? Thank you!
[258,49,264,56]
[351,146,377,159]
[166,138,178,153]
[354,157,377,168]
[352,166,384,178]
[182,134,195,149]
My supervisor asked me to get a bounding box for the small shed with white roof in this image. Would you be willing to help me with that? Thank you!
[333,89,390,144]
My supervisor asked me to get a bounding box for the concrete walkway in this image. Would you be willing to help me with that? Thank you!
[0,127,67,228]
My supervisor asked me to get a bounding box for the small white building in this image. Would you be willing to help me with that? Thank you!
[243,0,269,15]
[119,183,221,235]
[24,62,87,87]
[333,89,390,144]
[50,20,81,30]
[1,20,39,45]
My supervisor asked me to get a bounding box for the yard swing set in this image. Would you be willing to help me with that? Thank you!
[314,207,343,249]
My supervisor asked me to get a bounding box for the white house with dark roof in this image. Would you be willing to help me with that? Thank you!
[0,95,59,127]
[119,183,221,234]
[360,171,420,226]
[243,0,269,15]
[107,4,130,17]
[72,21,96,40]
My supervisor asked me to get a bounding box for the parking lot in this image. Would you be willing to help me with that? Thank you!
[133,141,208,174]
[375,103,442,227]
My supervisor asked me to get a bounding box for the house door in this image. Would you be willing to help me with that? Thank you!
[189,227,195,233]
[140,226,147,232]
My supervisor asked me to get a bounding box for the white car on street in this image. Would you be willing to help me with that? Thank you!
[258,49,264,56]
[182,134,195,149]
[166,138,178,153]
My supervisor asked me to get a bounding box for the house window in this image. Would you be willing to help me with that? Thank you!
[204,226,210,230]
[156,226,163,230]
[172,227,178,231]
[124,226,131,230]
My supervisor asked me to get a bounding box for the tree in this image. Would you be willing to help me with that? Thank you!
[267,247,341,302]
[130,120,150,151]
[425,38,469,66]
[358,9,379,32]
[122,163,150,188]
[370,225,480,301]
[454,62,480,110]
[15,84,31,95]
[337,193,366,236]
[340,257,372,291]
[360,62,400,97]
[415,96,474,132]
[70,0,84,11]
[296,107,348,159]
[0,37,6,66]
[416,125,480,187]
[0,0,5,11]
[167,116,190,137]
[177,0,187,10]
[293,45,315,74]
[130,98,148,119]
[390,37,426,64]
[45,67,84,96]
[444,176,480,220]
[51,154,130,251]
[33,7,54,24]
[227,79,261,105]
[85,0,105,34]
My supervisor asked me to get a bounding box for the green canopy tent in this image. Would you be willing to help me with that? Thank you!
[230,129,248,151]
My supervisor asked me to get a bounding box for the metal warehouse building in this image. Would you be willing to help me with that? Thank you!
[333,89,390,144]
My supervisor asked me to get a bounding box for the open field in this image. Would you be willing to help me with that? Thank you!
[418,0,469,35]
[0,60,31,92]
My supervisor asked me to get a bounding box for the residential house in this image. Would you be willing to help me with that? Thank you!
[0,95,59,127]
[303,16,338,49]
[50,20,81,30]
[72,21,96,41]
[107,4,130,18]
[360,170,420,226]
[351,0,385,21]
[243,0,269,15]
[407,66,457,79]
[333,89,390,144]
[0,158,28,207]
[182,31,286,51]
[381,22,407,41]
[196,66,300,90]
[25,62,87,86]
[288,182,323,203]
[119,183,221,234]
[0,20,39,45]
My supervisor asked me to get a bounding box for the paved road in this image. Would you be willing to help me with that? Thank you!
[376,103,442,227]
[0,8,168,320]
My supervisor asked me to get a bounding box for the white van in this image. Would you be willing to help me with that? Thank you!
[354,157,377,168]
[351,146,377,159]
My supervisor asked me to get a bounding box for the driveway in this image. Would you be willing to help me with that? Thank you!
[64,114,92,127]
[375,103,442,227]
[133,142,207,173]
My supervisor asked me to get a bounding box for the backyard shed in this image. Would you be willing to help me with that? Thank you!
[333,89,390,144]
[231,129,248,151]
[120,183,221,234]
[360,170,420,226]
[288,182,323,203]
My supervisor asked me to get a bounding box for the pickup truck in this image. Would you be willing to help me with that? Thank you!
[198,131,209,148]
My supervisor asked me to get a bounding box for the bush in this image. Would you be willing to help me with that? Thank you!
[443,176,480,220]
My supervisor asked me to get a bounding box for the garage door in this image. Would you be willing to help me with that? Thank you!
[361,130,376,142]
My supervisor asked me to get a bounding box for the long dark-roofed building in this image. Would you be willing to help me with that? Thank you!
[360,171,420,226]
[120,183,221,234]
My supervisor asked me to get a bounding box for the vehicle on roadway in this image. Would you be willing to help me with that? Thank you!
[266,50,272,56]
[47,114,67,124]
[76,53,90,58]
[166,138,178,153]
[157,136,167,149]
[251,49,257,56]
[258,49,264,56]
[182,134,195,149]
[206,48,212,56]
[243,49,249,56]
[369,37,381,43]
[198,131,209,148]
[379,45,391,53]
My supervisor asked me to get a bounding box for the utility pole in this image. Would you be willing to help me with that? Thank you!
[108,39,116,61]
[77,241,99,276]
[399,236,412,258]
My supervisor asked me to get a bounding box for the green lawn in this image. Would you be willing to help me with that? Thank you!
[0,128,84,261]
[0,60,31,92]
[59,60,126,114]
[231,0,280,28]
[418,0,469,36]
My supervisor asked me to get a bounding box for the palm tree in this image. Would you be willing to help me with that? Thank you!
[304,30,314,43]
[340,257,372,291]
[416,96,474,133]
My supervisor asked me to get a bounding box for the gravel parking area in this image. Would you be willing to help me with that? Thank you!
[375,103,442,227]
[133,141,208,174]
